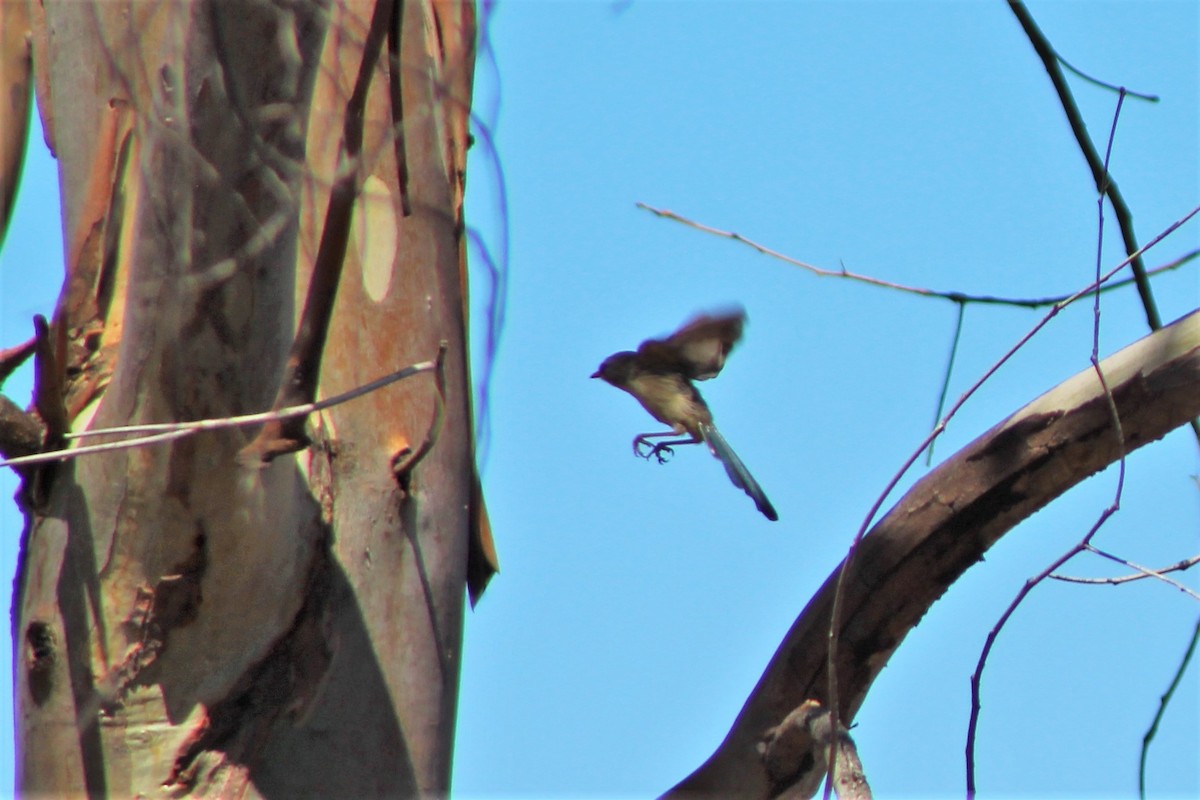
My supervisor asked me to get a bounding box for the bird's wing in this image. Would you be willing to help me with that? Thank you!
[637,308,745,380]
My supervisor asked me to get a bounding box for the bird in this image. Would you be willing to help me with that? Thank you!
[591,308,778,521]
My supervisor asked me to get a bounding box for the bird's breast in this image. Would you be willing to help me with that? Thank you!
[623,373,712,432]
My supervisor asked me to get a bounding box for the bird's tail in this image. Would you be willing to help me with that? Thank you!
[700,423,778,521]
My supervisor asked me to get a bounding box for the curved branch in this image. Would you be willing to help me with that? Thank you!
[665,309,1200,798]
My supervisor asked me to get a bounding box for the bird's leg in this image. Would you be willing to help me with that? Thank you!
[632,431,676,460]
[632,431,701,464]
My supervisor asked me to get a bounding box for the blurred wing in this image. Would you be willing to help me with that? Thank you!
[638,308,745,380]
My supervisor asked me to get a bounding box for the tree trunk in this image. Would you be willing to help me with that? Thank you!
[11,1,480,795]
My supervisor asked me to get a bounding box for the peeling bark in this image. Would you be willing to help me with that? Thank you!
[0,0,32,243]
[11,2,482,796]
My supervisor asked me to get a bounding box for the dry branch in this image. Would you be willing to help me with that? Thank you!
[665,309,1200,798]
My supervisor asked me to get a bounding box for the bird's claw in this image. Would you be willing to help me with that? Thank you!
[636,442,673,463]
[633,438,673,463]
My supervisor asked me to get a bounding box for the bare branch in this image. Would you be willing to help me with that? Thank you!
[1140,616,1200,798]
[0,353,442,470]
[665,309,1200,799]
[1056,53,1158,101]
[968,91,1136,793]
[926,301,966,466]
[1077,546,1200,602]
[1008,0,1161,330]
[635,203,1197,308]
[823,203,1199,792]
[1050,554,1200,586]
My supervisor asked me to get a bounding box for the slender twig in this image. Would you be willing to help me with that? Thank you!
[1080,545,1200,602]
[636,203,1196,307]
[926,301,967,467]
[964,507,1119,796]
[970,362,1128,794]
[966,351,1127,794]
[1051,554,1200,586]
[1008,0,1161,331]
[825,201,1197,695]
[0,356,440,470]
[966,92,1133,796]
[832,214,1183,796]
[1139,616,1200,798]
[1056,53,1158,102]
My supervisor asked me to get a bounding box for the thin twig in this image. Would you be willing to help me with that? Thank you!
[926,301,966,467]
[966,350,1127,792]
[966,90,1133,796]
[1080,545,1200,602]
[1008,0,1161,330]
[1139,616,1200,798]
[965,507,1118,796]
[832,215,1185,796]
[1050,554,1200,585]
[1056,53,1158,102]
[635,203,1196,307]
[0,357,439,469]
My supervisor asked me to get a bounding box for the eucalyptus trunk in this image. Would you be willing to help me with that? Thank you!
[7,2,483,795]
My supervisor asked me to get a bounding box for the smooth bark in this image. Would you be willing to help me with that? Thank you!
[11,2,478,796]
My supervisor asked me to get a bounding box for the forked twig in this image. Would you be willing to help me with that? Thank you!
[1074,546,1200,602]
[1050,554,1200,586]
[1008,0,1162,330]
[808,196,1199,800]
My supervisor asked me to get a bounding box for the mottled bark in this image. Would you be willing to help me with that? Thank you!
[10,1,480,796]
[0,0,32,243]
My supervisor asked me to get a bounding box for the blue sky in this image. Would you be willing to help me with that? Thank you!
[2,2,1198,798]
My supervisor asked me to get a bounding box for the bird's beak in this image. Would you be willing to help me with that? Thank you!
[590,370,601,379]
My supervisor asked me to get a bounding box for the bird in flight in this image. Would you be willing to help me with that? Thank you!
[591,308,778,521]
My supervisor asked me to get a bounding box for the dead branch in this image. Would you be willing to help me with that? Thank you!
[664,309,1200,798]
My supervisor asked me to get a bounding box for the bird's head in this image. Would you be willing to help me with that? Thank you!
[591,351,639,386]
